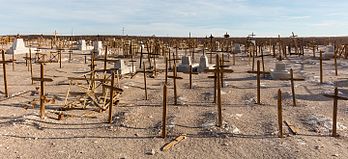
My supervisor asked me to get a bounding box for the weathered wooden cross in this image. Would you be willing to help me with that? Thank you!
[0,50,15,97]
[323,87,348,137]
[31,63,53,118]
[205,54,233,127]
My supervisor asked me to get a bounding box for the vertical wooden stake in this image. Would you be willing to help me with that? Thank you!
[161,84,167,138]
[59,51,62,68]
[11,53,14,71]
[29,48,33,85]
[108,72,115,124]
[216,54,222,127]
[165,57,168,85]
[257,60,261,104]
[320,50,323,84]
[39,63,45,119]
[290,69,296,106]
[143,62,148,100]
[189,65,192,89]
[332,87,338,137]
[312,45,316,58]
[173,63,178,105]
[277,89,283,138]
[252,50,255,71]
[334,49,338,76]
[1,50,8,97]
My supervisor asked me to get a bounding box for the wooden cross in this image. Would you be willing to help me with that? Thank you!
[31,63,53,118]
[102,72,123,123]
[167,63,183,105]
[0,50,15,97]
[205,54,233,127]
[323,87,348,137]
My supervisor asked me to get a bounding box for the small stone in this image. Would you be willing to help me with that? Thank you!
[314,145,320,149]
[146,149,156,155]
[222,142,229,146]
[332,154,339,157]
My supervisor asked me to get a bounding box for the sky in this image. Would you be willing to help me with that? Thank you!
[1,0,348,37]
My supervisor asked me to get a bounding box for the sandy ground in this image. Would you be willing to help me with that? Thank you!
[0,47,347,159]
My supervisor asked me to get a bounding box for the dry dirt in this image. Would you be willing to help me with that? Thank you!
[0,47,347,159]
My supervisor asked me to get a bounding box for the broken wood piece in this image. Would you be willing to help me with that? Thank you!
[161,134,187,152]
[284,120,299,135]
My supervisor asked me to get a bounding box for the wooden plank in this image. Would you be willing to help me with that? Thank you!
[167,75,183,79]
[32,77,53,82]
[284,120,299,135]
[161,134,187,152]
[67,77,112,82]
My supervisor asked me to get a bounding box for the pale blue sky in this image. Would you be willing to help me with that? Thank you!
[1,0,348,37]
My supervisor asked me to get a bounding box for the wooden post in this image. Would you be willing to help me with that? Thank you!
[216,54,222,127]
[312,45,316,58]
[320,50,323,84]
[290,69,296,106]
[277,89,283,138]
[189,65,192,89]
[59,50,62,68]
[252,50,255,71]
[257,60,261,104]
[29,48,33,84]
[143,62,148,100]
[108,72,115,124]
[39,63,45,118]
[165,57,168,85]
[104,46,108,71]
[1,50,8,97]
[161,84,167,138]
[11,53,14,71]
[334,49,338,76]
[173,63,178,105]
[332,87,338,137]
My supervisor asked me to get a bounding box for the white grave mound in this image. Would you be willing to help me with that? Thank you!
[78,40,93,51]
[177,56,199,72]
[92,41,105,55]
[197,54,213,72]
[270,62,290,80]
[6,38,32,54]
[114,59,136,75]
[323,45,335,60]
